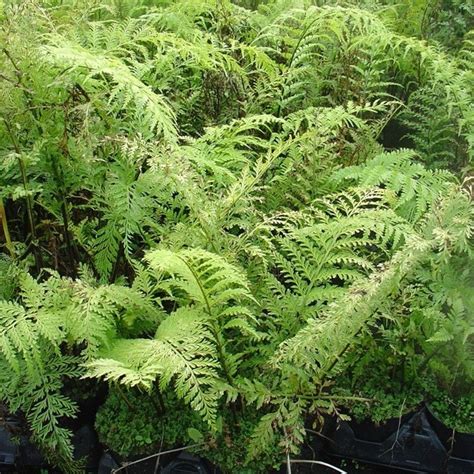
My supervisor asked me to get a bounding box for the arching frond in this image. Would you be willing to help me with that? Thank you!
[41,38,177,141]
[86,307,220,426]
[332,150,456,222]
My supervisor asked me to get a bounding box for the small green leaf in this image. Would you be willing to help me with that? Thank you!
[187,427,204,442]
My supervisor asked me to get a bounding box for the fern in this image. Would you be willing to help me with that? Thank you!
[272,234,431,376]
[400,86,466,169]
[86,308,221,426]
[331,150,456,222]
[244,188,472,459]
[41,38,177,141]
[264,100,394,209]
[145,248,259,377]
[0,1,472,471]
[258,188,409,337]
[0,273,80,471]
[86,247,258,426]
[0,256,18,300]
[0,267,158,469]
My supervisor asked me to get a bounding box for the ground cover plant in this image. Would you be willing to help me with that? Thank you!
[0,0,472,472]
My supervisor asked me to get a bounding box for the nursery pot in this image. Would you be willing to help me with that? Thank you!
[161,451,211,473]
[0,419,18,469]
[323,408,450,473]
[425,404,474,461]
[346,411,415,443]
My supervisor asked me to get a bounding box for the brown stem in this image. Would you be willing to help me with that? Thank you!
[156,389,166,413]
[50,148,78,272]
[148,392,163,417]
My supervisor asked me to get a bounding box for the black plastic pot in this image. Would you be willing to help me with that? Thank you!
[97,452,120,474]
[322,407,474,474]
[14,423,102,473]
[16,436,47,471]
[347,412,415,443]
[0,417,49,472]
[161,451,211,473]
[72,424,102,472]
[0,420,18,470]
[425,405,474,465]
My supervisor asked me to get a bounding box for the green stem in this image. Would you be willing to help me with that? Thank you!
[0,199,14,257]
[178,255,235,386]
[5,120,42,270]
[115,384,135,412]
[275,15,320,118]
[210,322,235,386]
[50,151,77,269]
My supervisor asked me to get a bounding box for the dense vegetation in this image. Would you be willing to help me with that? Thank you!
[0,0,472,472]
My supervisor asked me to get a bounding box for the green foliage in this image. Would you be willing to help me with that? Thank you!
[0,273,81,471]
[96,389,207,456]
[0,255,17,300]
[202,408,284,474]
[333,192,473,428]
[0,0,472,472]
[0,268,154,470]
[429,394,474,433]
[331,150,455,222]
[400,87,468,170]
[86,247,258,427]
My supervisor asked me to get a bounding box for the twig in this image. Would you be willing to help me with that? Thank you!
[392,398,406,451]
[114,384,135,413]
[288,459,347,473]
[305,428,335,444]
[286,452,292,474]
[111,443,204,473]
[2,48,22,76]
[290,394,371,402]
[380,397,406,459]
[153,426,165,474]
[0,72,33,93]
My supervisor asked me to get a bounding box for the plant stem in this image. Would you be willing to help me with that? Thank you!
[152,380,166,414]
[148,392,163,417]
[4,120,42,271]
[111,443,204,474]
[110,242,124,283]
[0,199,14,257]
[178,255,235,386]
[157,389,166,413]
[50,151,77,270]
[115,384,135,412]
[276,16,319,118]
[210,322,235,386]
[290,394,372,402]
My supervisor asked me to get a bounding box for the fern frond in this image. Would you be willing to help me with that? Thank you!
[261,188,409,334]
[272,234,432,376]
[145,247,255,320]
[332,150,455,222]
[41,38,176,141]
[272,189,472,380]
[86,307,220,426]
